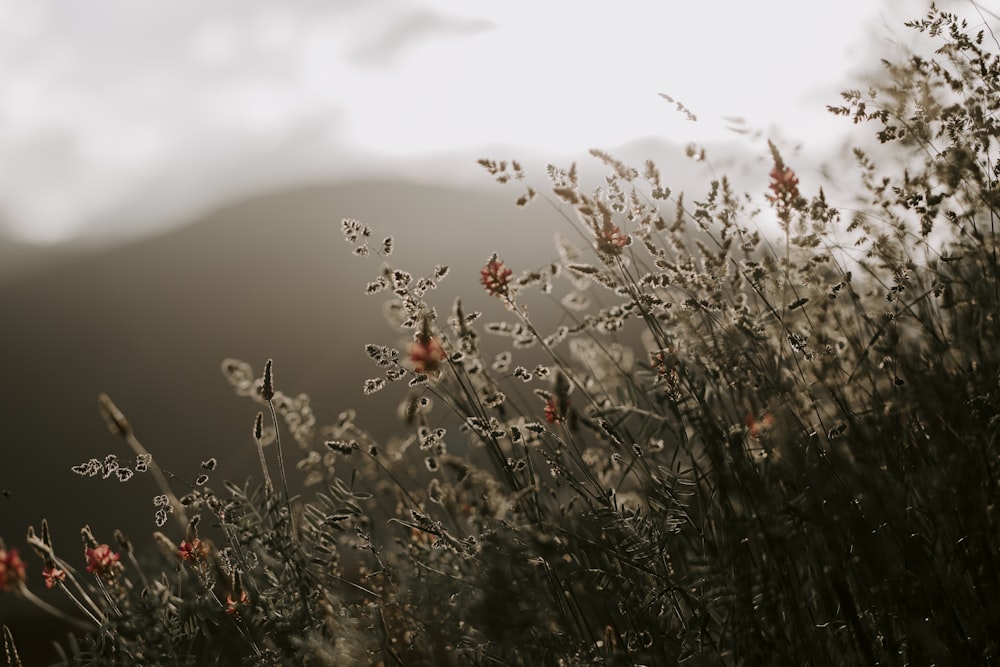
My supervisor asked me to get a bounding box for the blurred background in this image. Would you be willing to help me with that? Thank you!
[1,0,992,647]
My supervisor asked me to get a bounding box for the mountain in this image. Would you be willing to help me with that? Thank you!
[0,235,90,283]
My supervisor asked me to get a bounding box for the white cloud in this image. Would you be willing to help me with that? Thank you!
[0,0,987,243]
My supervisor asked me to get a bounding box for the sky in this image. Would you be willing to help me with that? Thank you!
[0,0,989,244]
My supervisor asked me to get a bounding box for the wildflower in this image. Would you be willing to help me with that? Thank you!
[226,591,250,616]
[543,397,572,425]
[480,254,513,300]
[85,544,120,576]
[178,539,207,562]
[41,564,66,589]
[766,164,801,216]
[0,547,26,592]
[745,413,775,437]
[409,316,447,374]
[543,371,572,424]
[596,221,629,256]
[408,336,446,374]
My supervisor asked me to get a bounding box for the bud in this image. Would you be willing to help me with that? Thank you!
[261,359,275,401]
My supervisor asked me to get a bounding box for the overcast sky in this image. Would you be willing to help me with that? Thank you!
[0,0,987,244]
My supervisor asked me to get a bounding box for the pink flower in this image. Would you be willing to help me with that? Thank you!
[0,547,27,592]
[596,222,629,255]
[481,255,513,300]
[766,165,800,210]
[42,564,66,589]
[226,591,249,616]
[178,539,206,562]
[408,336,447,374]
[85,544,120,576]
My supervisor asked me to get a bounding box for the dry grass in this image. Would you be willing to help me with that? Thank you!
[3,5,999,665]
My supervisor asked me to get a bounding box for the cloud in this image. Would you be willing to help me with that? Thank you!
[0,0,510,242]
[1,0,995,244]
[348,9,494,67]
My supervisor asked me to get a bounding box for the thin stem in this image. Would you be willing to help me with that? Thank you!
[255,436,274,494]
[267,400,294,529]
[19,583,98,631]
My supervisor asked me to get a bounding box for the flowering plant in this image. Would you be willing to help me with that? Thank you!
[2,6,999,665]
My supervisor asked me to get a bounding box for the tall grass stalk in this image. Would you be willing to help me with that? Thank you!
[1,5,998,665]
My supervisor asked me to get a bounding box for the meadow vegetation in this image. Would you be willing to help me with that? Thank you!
[2,4,999,664]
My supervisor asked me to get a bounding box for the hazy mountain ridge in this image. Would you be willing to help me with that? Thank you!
[0,236,91,284]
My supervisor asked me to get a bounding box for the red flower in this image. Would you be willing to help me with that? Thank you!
[745,413,775,437]
[596,222,629,255]
[226,591,250,616]
[544,398,568,424]
[650,348,677,378]
[179,539,206,562]
[0,547,27,592]
[481,255,513,300]
[408,336,447,374]
[766,165,800,210]
[42,564,66,589]
[85,544,120,576]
